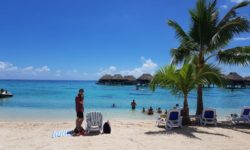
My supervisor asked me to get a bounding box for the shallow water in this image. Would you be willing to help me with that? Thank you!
[0,80,249,121]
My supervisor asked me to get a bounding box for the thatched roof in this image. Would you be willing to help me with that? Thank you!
[124,75,136,81]
[245,76,250,81]
[112,74,124,80]
[226,72,244,81]
[99,74,113,80]
[137,74,153,81]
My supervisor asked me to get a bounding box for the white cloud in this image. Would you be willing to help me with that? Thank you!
[120,58,158,77]
[0,61,53,78]
[234,37,250,41]
[55,70,62,77]
[109,66,117,72]
[6,66,18,71]
[23,66,34,71]
[36,66,50,73]
[0,60,94,80]
[230,0,250,3]
[221,5,228,9]
[142,59,157,70]
[0,61,18,71]
[98,57,158,77]
[98,66,117,75]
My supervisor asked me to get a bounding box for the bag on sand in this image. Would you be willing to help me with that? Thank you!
[103,121,111,134]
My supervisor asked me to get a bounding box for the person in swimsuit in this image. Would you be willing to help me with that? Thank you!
[74,89,84,135]
[131,99,137,110]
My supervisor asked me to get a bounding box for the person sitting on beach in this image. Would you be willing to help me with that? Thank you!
[173,104,179,109]
[74,89,85,135]
[147,106,154,115]
[131,99,137,110]
[157,107,162,114]
[142,107,146,113]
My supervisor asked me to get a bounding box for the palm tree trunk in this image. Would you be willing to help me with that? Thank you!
[182,94,190,125]
[196,51,205,115]
[196,84,203,115]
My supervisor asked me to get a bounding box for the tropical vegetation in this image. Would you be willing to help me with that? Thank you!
[150,62,223,125]
[168,0,250,115]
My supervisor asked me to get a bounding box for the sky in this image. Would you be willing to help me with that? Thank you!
[0,0,249,80]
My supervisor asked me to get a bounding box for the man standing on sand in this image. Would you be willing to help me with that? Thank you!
[74,89,84,134]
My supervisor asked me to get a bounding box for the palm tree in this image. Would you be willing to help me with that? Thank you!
[150,62,223,125]
[168,0,250,115]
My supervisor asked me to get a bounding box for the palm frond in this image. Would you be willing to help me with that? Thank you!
[197,64,224,87]
[170,47,191,65]
[218,1,250,29]
[189,0,220,48]
[150,62,223,97]
[211,17,250,49]
[170,40,199,65]
[217,46,250,66]
[167,20,189,43]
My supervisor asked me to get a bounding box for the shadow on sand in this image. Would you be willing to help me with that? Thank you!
[69,130,102,137]
[218,121,250,135]
[145,121,250,139]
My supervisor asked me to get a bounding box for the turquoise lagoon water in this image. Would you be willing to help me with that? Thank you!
[0,80,250,121]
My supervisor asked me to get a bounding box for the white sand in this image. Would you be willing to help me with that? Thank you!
[0,120,250,150]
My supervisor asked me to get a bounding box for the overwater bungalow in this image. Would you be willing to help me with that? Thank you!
[111,74,125,85]
[225,72,246,89]
[97,74,153,85]
[97,74,113,85]
[123,75,137,85]
[137,74,153,86]
[245,76,250,87]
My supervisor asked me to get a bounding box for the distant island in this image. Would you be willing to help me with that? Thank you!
[97,73,153,85]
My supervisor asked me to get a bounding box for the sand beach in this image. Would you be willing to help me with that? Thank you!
[1,120,250,150]
[1,0,250,149]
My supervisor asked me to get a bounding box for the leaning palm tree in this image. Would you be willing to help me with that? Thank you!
[150,62,223,125]
[168,0,250,115]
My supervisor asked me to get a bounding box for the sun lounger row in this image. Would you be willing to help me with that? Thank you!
[156,106,250,130]
[80,107,250,133]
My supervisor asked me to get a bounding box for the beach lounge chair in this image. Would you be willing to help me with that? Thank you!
[165,109,182,129]
[86,112,103,134]
[200,108,217,126]
[156,114,167,127]
[231,106,250,124]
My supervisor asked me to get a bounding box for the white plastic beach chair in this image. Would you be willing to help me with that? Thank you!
[231,106,250,124]
[156,114,167,127]
[86,112,103,133]
[165,109,182,129]
[200,108,217,126]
